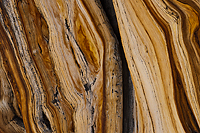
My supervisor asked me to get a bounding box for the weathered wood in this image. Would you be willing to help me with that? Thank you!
[0,0,200,132]
[113,0,200,132]
[100,1,135,132]
[0,0,122,132]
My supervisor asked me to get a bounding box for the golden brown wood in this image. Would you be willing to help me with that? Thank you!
[113,0,200,132]
[0,0,200,132]
[0,0,122,132]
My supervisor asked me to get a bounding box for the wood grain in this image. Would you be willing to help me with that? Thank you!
[0,0,200,132]
[0,0,122,132]
[113,0,200,132]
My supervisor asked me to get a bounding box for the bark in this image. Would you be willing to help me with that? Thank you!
[0,0,200,133]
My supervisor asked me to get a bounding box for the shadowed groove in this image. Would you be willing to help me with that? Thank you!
[99,1,135,132]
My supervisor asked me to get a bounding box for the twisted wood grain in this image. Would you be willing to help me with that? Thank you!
[1,0,200,132]
[113,0,200,132]
[0,0,122,132]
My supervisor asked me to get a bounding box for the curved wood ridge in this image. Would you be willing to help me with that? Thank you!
[0,0,200,132]
[113,0,200,132]
[0,0,122,132]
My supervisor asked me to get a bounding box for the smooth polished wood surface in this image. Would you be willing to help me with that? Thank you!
[0,0,200,132]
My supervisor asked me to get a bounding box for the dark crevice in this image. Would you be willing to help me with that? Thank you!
[91,125,95,133]
[65,19,70,31]
[100,0,135,133]
[37,43,42,54]
[84,83,91,92]
[41,111,52,131]
[11,115,25,128]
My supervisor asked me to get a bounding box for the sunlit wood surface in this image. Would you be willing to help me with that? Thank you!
[0,0,122,132]
[0,0,200,132]
[113,0,200,132]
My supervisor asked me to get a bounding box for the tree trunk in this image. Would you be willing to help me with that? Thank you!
[0,0,199,132]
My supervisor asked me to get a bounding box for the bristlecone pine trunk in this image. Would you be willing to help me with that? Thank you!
[0,0,200,132]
